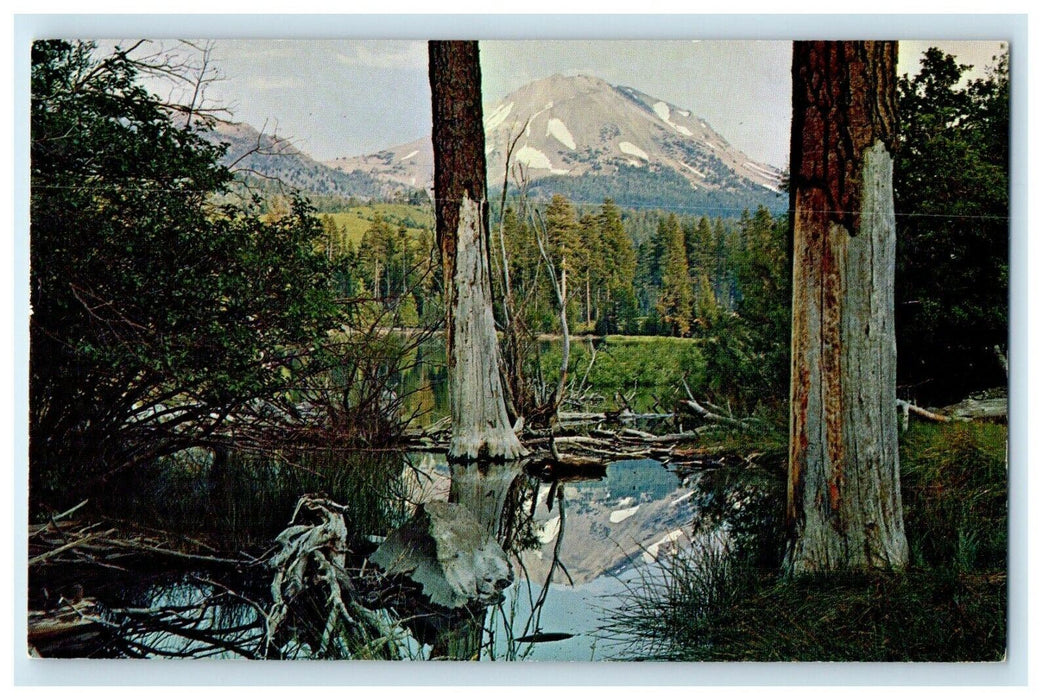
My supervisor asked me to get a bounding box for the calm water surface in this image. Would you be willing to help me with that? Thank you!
[72,454,705,661]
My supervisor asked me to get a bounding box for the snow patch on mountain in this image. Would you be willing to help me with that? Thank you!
[400,150,419,161]
[610,505,640,524]
[745,161,780,178]
[484,101,514,131]
[546,117,576,150]
[653,100,693,136]
[524,102,554,136]
[619,141,649,161]
[677,109,690,117]
[643,529,686,563]
[515,145,553,170]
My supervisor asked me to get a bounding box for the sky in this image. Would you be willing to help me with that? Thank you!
[132,38,1006,170]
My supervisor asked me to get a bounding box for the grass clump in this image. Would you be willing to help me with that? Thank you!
[899,421,1008,572]
[604,420,1008,661]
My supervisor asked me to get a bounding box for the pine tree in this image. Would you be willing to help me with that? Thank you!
[544,194,583,328]
[895,47,1009,401]
[358,214,393,300]
[596,198,637,333]
[655,214,694,337]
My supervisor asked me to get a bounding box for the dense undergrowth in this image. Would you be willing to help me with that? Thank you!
[603,420,1008,661]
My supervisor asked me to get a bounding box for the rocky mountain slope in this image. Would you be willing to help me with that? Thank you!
[203,121,408,202]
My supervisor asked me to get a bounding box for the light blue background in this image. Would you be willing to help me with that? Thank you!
[11,12,1029,687]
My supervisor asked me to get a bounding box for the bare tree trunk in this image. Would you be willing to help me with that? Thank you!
[786,41,908,574]
[430,41,526,462]
[532,212,571,418]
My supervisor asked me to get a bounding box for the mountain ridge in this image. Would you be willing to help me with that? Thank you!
[206,73,786,215]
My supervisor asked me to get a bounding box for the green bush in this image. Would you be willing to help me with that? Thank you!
[99,448,412,551]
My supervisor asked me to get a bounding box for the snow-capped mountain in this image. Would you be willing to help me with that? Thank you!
[326,73,784,213]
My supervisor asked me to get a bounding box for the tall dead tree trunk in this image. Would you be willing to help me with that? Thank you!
[786,41,908,573]
[429,41,526,462]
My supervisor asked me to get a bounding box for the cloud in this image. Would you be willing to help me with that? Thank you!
[335,42,427,71]
[249,76,299,91]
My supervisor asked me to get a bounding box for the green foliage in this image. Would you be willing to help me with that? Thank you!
[690,448,787,571]
[607,564,1005,661]
[343,211,433,320]
[537,336,705,412]
[896,47,1010,402]
[655,214,694,336]
[29,41,345,508]
[97,448,412,551]
[701,208,791,412]
[323,203,432,248]
[492,196,790,415]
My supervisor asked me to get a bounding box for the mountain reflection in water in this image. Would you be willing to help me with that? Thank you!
[400,454,699,660]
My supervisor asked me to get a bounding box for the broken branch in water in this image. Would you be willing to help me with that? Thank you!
[29,518,253,571]
[679,378,749,428]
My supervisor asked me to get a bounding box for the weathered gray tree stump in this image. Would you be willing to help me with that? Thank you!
[369,500,512,610]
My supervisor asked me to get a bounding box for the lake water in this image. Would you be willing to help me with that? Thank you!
[33,336,718,660]
[56,453,706,661]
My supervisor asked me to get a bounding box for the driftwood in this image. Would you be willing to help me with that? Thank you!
[27,598,109,657]
[558,410,675,423]
[897,393,1008,432]
[679,378,751,429]
[267,495,406,659]
[523,452,607,482]
[941,396,1008,422]
[29,502,250,572]
[399,376,785,478]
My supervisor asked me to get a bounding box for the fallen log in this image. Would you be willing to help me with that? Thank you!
[27,598,110,657]
[941,396,1008,422]
[679,378,749,428]
[896,395,1007,433]
[896,398,950,425]
[558,410,675,423]
[522,453,607,482]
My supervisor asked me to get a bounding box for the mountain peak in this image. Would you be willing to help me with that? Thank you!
[324,72,784,213]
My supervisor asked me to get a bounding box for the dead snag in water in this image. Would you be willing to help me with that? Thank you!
[430,41,525,462]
